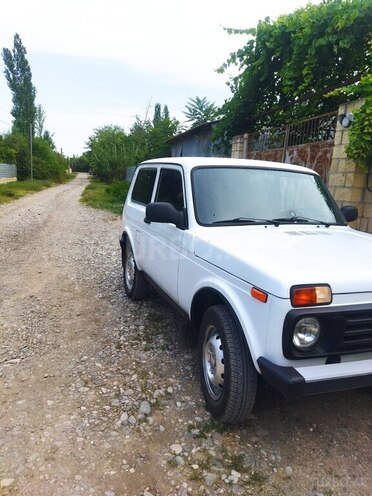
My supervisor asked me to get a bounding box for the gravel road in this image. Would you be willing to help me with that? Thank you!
[0,174,371,496]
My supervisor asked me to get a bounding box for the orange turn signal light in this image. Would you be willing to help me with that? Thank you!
[291,285,332,307]
[251,287,268,303]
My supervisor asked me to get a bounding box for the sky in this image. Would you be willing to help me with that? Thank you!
[0,0,321,157]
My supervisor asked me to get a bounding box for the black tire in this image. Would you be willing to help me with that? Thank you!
[123,240,148,300]
[198,304,257,424]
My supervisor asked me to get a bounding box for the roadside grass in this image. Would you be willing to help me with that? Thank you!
[0,174,77,204]
[80,178,130,215]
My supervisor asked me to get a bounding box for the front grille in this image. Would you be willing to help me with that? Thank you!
[283,304,372,359]
[341,311,372,351]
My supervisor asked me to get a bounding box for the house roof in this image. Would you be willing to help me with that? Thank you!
[168,120,220,144]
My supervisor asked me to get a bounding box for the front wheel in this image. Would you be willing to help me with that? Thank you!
[123,241,148,300]
[198,305,257,424]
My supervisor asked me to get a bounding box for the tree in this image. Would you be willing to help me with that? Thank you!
[35,104,46,137]
[84,104,180,181]
[0,134,17,164]
[2,33,37,136]
[0,131,65,180]
[148,103,180,157]
[153,103,162,125]
[129,103,180,161]
[42,130,56,150]
[71,153,90,172]
[32,137,67,181]
[217,0,372,141]
[163,105,170,120]
[183,97,218,127]
[86,125,128,182]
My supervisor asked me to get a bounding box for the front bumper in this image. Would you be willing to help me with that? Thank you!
[257,356,372,398]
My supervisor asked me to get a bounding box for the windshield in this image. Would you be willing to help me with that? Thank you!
[192,167,344,226]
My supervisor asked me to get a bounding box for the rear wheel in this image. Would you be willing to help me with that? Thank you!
[123,240,148,300]
[198,305,257,424]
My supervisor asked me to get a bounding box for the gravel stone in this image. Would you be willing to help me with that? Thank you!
[139,400,151,416]
[204,472,217,486]
[170,444,183,455]
[119,412,128,425]
[284,466,293,477]
[1,479,14,488]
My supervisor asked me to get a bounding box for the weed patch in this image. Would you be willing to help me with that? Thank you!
[80,178,130,215]
[188,417,228,439]
[0,177,72,204]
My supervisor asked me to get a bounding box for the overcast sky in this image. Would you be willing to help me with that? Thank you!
[0,0,321,157]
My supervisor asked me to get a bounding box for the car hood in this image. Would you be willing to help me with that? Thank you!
[194,225,372,298]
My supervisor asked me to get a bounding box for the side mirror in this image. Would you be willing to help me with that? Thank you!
[145,202,187,230]
[341,205,358,223]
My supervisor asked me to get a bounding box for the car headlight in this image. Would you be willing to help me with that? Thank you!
[293,317,321,350]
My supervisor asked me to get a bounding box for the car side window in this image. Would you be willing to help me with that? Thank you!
[131,168,157,205]
[155,169,184,211]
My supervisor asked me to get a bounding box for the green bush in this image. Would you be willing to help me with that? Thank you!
[105,180,130,201]
[0,132,69,181]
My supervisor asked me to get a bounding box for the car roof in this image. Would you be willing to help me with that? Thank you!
[140,157,317,175]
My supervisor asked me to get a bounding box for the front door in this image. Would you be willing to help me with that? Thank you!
[141,165,186,302]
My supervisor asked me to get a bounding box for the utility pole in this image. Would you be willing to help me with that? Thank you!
[30,123,33,180]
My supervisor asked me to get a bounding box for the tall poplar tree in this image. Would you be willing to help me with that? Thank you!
[35,104,46,137]
[2,33,37,136]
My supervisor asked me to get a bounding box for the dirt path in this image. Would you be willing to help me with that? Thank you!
[0,174,371,496]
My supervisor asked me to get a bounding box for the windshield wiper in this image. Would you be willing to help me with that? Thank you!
[212,217,279,226]
[271,216,331,227]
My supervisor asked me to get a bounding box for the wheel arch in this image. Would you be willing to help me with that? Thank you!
[120,230,137,269]
[119,231,127,268]
[189,285,263,372]
[190,288,244,346]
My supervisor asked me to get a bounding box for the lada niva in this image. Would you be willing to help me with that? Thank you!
[120,157,372,424]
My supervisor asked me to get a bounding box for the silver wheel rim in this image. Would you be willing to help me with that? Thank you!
[125,249,135,291]
[202,325,225,400]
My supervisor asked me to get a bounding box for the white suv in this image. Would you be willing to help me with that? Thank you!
[120,157,372,424]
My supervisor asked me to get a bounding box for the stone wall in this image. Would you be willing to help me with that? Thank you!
[328,99,372,233]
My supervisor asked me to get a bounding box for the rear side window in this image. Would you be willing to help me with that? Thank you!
[131,168,157,205]
[155,169,184,211]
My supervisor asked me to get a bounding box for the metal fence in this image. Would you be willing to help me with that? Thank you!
[249,111,337,152]
[0,163,17,180]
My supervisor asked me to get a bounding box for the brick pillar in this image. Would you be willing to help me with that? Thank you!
[328,99,372,233]
[231,135,245,158]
